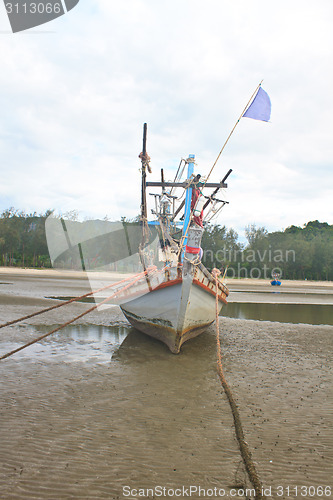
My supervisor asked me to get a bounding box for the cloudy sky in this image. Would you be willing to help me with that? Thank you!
[0,0,332,239]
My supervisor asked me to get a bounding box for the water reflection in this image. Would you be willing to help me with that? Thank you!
[11,324,131,362]
[223,303,333,325]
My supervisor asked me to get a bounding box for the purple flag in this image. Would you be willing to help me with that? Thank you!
[243,87,271,122]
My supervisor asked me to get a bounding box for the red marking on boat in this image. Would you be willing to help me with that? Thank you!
[193,278,228,304]
[185,245,200,254]
[153,278,183,292]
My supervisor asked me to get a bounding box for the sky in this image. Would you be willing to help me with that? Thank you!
[0,0,332,240]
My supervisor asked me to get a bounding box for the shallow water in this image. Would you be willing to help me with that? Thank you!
[1,324,130,363]
[223,302,333,325]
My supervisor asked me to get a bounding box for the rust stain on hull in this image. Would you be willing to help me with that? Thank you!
[119,263,228,353]
[121,309,213,354]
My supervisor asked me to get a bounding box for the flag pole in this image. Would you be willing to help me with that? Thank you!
[205,80,263,183]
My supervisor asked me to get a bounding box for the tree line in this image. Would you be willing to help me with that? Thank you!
[0,208,332,280]
[201,220,333,281]
[0,208,52,268]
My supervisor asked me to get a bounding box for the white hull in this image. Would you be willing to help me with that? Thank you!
[119,264,228,353]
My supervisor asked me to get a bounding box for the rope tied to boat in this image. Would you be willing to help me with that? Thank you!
[212,268,266,500]
[0,265,164,361]
[0,269,157,331]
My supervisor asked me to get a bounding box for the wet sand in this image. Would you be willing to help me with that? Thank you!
[0,269,332,499]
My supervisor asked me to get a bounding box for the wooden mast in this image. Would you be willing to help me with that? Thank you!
[140,122,148,225]
[139,123,152,289]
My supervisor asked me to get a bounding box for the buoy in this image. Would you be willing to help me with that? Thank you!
[193,194,205,217]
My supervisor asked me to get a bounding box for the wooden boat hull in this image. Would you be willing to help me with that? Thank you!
[120,266,228,353]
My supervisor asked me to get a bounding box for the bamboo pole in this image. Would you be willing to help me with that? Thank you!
[205,80,263,183]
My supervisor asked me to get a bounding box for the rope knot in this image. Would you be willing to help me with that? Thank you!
[139,152,152,173]
[211,268,221,278]
[139,151,151,162]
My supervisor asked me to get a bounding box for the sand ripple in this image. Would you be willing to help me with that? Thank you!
[0,314,332,499]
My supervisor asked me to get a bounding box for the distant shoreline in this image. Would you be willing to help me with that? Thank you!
[0,266,332,288]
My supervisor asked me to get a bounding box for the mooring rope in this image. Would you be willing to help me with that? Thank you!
[0,267,162,361]
[0,269,155,331]
[211,268,266,500]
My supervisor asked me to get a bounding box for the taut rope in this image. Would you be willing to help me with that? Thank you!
[0,267,161,361]
[0,271,153,331]
[212,268,266,500]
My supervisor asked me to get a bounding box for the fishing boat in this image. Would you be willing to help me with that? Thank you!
[117,124,230,353]
[45,83,270,353]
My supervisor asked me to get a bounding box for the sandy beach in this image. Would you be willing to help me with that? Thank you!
[0,268,332,499]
